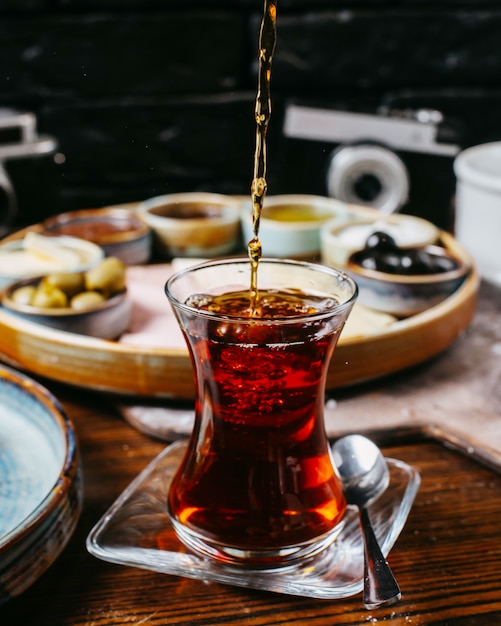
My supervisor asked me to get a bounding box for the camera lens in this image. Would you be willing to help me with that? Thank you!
[326,144,409,213]
[352,173,383,203]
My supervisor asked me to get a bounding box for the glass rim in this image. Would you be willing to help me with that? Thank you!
[165,257,358,323]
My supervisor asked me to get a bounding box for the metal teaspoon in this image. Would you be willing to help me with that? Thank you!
[331,434,401,609]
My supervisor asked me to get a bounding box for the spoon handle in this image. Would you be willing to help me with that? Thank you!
[360,505,401,610]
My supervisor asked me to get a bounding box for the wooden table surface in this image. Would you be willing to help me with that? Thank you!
[2,283,501,625]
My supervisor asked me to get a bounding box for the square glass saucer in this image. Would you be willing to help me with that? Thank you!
[86,441,420,600]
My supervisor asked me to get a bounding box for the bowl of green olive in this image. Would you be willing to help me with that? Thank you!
[1,257,131,340]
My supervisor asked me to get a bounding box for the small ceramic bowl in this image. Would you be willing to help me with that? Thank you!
[2,277,131,340]
[240,194,349,258]
[0,363,82,605]
[321,213,440,269]
[43,207,153,266]
[0,233,104,292]
[345,245,469,317]
[136,192,242,258]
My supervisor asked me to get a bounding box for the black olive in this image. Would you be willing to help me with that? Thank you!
[378,252,404,273]
[398,253,416,274]
[427,253,458,274]
[359,255,379,271]
[404,250,434,275]
[365,231,399,253]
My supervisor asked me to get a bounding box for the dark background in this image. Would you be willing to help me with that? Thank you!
[1,0,500,230]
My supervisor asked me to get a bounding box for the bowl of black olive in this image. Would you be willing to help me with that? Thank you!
[1,256,131,339]
[345,231,470,317]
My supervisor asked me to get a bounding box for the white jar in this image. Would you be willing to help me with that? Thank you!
[454,142,501,285]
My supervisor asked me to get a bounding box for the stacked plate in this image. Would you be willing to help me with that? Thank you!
[0,364,82,604]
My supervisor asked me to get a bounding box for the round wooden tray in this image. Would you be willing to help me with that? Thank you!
[0,232,479,400]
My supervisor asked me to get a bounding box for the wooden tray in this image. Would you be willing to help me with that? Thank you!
[0,231,479,400]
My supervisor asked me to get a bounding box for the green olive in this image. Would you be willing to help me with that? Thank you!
[70,291,106,311]
[41,272,85,298]
[11,285,37,306]
[32,286,68,309]
[85,257,126,296]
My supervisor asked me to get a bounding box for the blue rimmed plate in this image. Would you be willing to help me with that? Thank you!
[0,364,82,605]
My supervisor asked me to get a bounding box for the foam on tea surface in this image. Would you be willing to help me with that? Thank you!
[186,289,338,319]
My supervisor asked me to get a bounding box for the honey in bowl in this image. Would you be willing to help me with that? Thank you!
[264,204,338,222]
[240,195,347,258]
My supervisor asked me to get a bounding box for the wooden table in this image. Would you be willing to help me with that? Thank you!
[2,282,501,625]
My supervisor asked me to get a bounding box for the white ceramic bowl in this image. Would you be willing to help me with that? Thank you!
[321,213,440,269]
[240,194,350,258]
[137,192,242,258]
[0,364,82,604]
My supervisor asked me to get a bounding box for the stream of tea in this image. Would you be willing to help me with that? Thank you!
[167,1,354,561]
[248,0,277,310]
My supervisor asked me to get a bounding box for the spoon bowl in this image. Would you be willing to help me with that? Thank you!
[332,433,390,508]
[332,434,401,609]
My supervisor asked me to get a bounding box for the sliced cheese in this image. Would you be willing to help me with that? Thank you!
[341,302,397,340]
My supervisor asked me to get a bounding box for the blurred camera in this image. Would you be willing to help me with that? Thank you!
[0,109,62,235]
[282,103,462,230]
